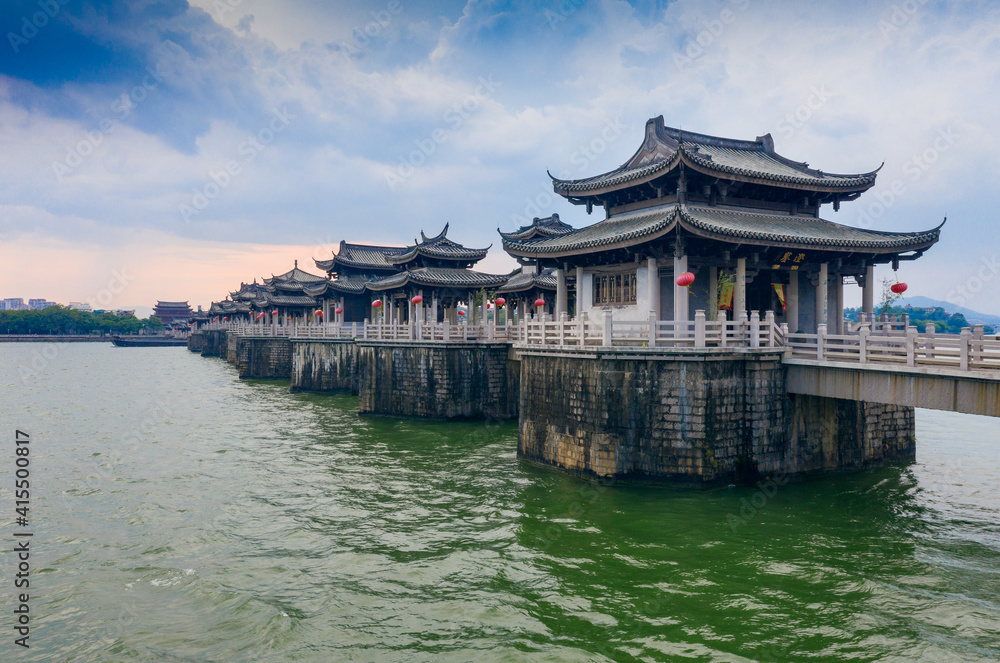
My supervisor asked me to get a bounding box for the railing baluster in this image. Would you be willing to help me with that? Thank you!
[960,327,971,370]
[906,325,917,367]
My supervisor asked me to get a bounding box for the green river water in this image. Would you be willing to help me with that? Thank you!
[0,343,998,662]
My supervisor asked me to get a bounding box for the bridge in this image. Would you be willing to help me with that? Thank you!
[202,307,1000,419]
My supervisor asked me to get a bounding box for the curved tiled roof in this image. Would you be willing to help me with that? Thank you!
[498,213,575,240]
[497,268,558,293]
[328,276,377,294]
[366,267,508,291]
[503,205,678,256]
[316,241,408,271]
[253,292,318,307]
[387,223,490,265]
[264,263,327,285]
[679,206,943,250]
[551,116,879,196]
[218,301,251,313]
[502,202,943,257]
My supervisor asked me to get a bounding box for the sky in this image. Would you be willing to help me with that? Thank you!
[1,0,999,315]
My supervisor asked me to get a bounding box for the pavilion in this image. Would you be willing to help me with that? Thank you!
[362,224,508,325]
[314,241,408,323]
[501,115,944,333]
[497,214,573,317]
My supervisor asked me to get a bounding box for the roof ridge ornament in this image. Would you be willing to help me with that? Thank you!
[420,222,450,243]
[755,133,775,152]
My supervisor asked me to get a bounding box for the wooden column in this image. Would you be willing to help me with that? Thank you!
[647,257,660,319]
[575,266,584,318]
[432,293,439,324]
[816,263,828,331]
[862,264,875,316]
[708,266,718,316]
[735,258,747,321]
[673,253,688,322]
[787,271,799,333]
[556,268,567,316]
[833,272,844,335]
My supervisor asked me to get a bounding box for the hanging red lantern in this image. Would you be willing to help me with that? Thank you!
[890,282,908,294]
[372,300,382,308]
[534,298,546,307]
[676,272,695,287]
[315,310,323,317]
[271,309,278,316]
[411,295,423,304]
[256,312,265,320]
[486,303,492,309]
[222,316,228,321]
[458,309,466,316]
[335,307,344,315]
[495,297,506,307]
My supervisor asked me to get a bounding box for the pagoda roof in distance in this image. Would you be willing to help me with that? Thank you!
[315,241,409,272]
[497,267,558,293]
[264,261,328,285]
[154,301,191,308]
[367,266,508,291]
[386,223,490,266]
[498,213,574,241]
[501,202,945,258]
[551,115,881,198]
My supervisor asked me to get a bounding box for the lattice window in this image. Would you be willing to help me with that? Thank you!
[593,272,637,305]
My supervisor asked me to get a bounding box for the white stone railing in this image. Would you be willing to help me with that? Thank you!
[201,322,308,337]
[786,323,1000,371]
[518,310,784,349]
[846,312,910,335]
[200,317,1000,373]
[200,320,518,343]
[357,319,516,342]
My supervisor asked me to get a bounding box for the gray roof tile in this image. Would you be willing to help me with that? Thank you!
[502,202,943,256]
[552,116,879,195]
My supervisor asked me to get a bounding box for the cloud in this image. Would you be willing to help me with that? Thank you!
[0,0,998,312]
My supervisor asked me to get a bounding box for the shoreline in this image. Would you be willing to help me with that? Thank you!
[0,335,112,343]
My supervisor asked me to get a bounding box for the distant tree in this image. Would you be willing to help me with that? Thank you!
[877,277,904,315]
[0,307,167,335]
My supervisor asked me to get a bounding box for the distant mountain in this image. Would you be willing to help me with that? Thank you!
[899,296,1000,328]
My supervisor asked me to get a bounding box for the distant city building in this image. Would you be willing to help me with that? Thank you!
[153,301,194,325]
[68,302,93,312]
[28,299,57,310]
[2,298,27,310]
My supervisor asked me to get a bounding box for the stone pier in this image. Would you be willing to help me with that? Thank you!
[187,331,206,353]
[517,347,914,483]
[192,330,227,357]
[357,342,517,420]
[291,339,362,393]
[235,336,293,380]
[226,333,239,363]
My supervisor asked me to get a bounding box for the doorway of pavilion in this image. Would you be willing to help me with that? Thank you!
[747,271,788,324]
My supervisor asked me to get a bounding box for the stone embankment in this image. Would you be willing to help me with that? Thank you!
[189,330,915,484]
